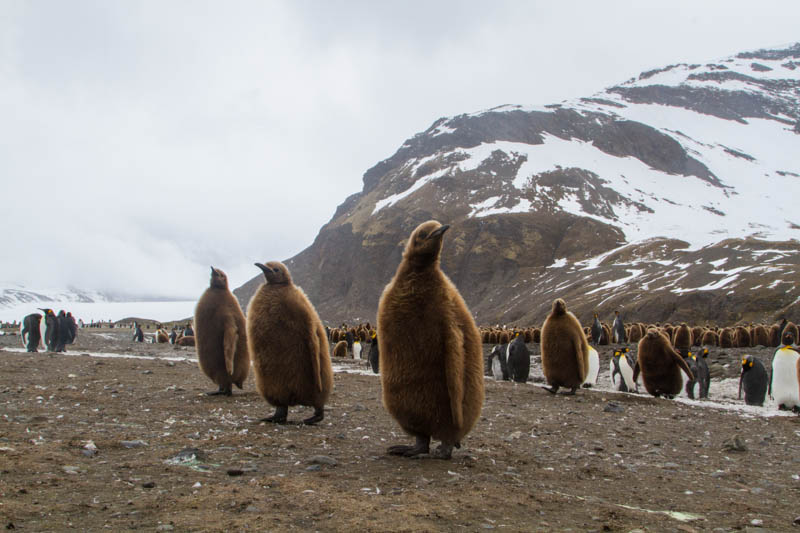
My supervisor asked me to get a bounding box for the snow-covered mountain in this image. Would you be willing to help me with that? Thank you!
[235,43,800,326]
[0,283,112,310]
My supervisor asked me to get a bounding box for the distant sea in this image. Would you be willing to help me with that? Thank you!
[0,301,197,324]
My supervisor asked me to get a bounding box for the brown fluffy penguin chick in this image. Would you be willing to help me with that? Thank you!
[194,267,250,396]
[246,261,333,425]
[332,340,348,359]
[633,329,694,398]
[377,221,484,460]
[540,298,590,395]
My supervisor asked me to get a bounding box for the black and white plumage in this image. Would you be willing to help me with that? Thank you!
[20,313,43,352]
[769,336,800,411]
[739,355,768,406]
[591,314,603,345]
[612,312,625,344]
[368,333,379,374]
[583,345,599,387]
[609,348,635,392]
[506,334,530,383]
[489,344,508,380]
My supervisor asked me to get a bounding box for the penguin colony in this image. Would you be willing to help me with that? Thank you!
[14,217,800,464]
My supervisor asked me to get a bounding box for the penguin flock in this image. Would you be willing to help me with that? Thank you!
[12,220,800,461]
[20,308,77,352]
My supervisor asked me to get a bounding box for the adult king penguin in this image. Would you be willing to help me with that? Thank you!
[378,221,484,459]
[739,355,768,406]
[769,332,800,412]
[610,348,636,392]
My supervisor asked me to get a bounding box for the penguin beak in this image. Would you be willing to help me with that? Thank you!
[429,224,450,239]
[255,263,270,276]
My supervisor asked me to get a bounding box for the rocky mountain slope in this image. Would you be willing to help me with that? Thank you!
[236,43,800,326]
[0,284,111,310]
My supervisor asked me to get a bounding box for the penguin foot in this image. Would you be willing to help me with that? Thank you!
[260,406,288,424]
[432,443,454,460]
[546,385,559,395]
[387,436,430,457]
[206,386,232,397]
[582,383,592,389]
[563,387,578,396]
[303,408,324,425]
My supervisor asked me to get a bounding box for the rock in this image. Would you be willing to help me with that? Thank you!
[63,465,81,475]
[793,516,800,526]
[155,525,174,531]
[166,448,205,464]
[245,505,260,513]
[603,402,624,413]
[142,481,155,489]
[750,518,763,526]
[227,469,244,477]
[120,440,147,449]
[141,370,153,375]
[722,436,747,452]
[309,455,337,466]
[306,464,322,472]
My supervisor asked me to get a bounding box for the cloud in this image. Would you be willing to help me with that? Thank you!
[1,0,799,298]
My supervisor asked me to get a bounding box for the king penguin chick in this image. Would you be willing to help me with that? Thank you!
[541,298,590,395]
[634,329,694,398]
[246,261,333,425]
[377,221,484,460]
[195,267,250,396]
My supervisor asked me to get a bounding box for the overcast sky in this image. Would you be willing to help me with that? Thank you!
[1,1,798,299]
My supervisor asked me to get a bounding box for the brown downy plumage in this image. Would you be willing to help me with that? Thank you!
[753,325,770,347]
[377,221,484,460]
[633,329,694,398]
[672,323,693,351]
[175,336,195,346]
[628,323,644,343]
[246,261,333,425]
[719,328,735,348]
[540,298,590,394]
[700,329,718,346]
[194,267,250,396]
[332,340,348,358]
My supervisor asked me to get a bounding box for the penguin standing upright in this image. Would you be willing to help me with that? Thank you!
[55,310,70,352]
[368,332,379,374]
[39,309,58,351]
[682,351,700,399]
[611,311,625,344]
[590,314,603,345]
[769,333,800,412]
[247,261,333,425]
[739,355,768,406]
[582,345,599,388]
[695,348,711,399]
[610,348,635,392]
[488,344,508,380]
[506,333,530,383]
[634,329,694,399]
[194,267,250,396]
[20,313,43,352]
[378,221,484,459]
[132,323,144,342]
[541,299,590,395]
[353,340,362,360]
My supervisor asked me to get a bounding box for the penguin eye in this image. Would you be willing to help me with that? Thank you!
[418,231,428,240]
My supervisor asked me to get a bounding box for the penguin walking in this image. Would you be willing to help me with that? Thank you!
[506,333,530,383]
[378,221,484,459]
[582,345,599,388]
[633,329,694,399]
[769,333,800,412]
[488,343,509,380]
[194,267,250,396]
[247,261,333,424]
[739,355,768,406]
[368,332,379,374]
[541,298,590,395]
[610,348,635,392]
[20,313,43,352]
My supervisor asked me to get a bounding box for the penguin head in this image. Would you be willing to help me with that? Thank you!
[782,331,795,346]
[404,221,450,266]
[551,298,567,316]
[255,261,293,286]
[702,348,709,358]
[209,266,229,289]
[742,355,755,370]
[613,350,621,357]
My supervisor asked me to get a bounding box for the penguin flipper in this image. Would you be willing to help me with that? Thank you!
[574,337,589,383]
[444,322,465,429]
[222,320,237,377]
[309,324,325,392]
[671,347,695,382]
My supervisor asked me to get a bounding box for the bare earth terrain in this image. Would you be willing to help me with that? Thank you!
[1,329,800,532]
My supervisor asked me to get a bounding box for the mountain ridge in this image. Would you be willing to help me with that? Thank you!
[240,42,800,325]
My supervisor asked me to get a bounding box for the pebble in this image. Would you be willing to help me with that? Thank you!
[793,516,800,526]
[245,505,259,513]
[722,436,747,452]
[306,464,322,472]
[309,455,337,466]
[156,525,174,531]
[120,440,147,449]
[141,370,153,375]
[750,518,763,526]
[227,469,244,477]
[142,481,155,489]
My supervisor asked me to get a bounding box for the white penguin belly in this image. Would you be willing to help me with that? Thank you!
[491,357,503,380]
[771,350,800,408]
[584,347,599,385]
[353,342,362,360]
[619,357,635,391]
